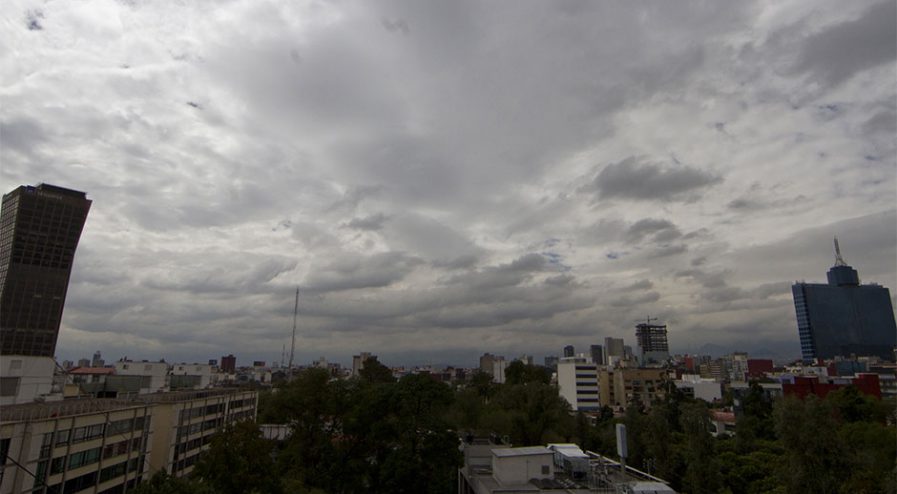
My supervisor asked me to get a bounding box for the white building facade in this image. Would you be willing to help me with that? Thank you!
[556,358,601,411]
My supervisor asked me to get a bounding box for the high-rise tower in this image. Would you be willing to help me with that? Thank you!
[792,238,896,362]
[0,184,91,357]
[635,320,669,365]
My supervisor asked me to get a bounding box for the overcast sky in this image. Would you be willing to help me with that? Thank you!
[2,0,895,367]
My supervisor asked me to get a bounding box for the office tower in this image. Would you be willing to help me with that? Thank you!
[1,184,91,357]
[220,354,236,373]
[563,345,575,358]
[590,344,604,365]
[604,337,625,364]
[91,350,104,367]
[544,355,559,370]
[792,239,897,362]
[635,321,670,365]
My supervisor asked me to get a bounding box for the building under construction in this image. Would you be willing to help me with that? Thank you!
[635,322,669,365]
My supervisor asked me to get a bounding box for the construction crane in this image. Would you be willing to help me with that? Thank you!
[637,315,658,326]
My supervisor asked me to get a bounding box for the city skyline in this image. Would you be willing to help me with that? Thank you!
[1,1,895,365]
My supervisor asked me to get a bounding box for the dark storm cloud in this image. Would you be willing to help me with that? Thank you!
[304,252,423,293]
[622,279,654,291]
[792,1,897,87]
[444,253,553,290]
[862,110,897,135]
[2,0,893,364]
[651,244,688,258]
[0,118,45,155]
[610,291,661,307]
[431,254,479,271]
[584,157,722,201]
[625,218,681,242]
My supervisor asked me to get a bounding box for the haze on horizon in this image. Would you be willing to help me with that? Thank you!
[1,0,895,367]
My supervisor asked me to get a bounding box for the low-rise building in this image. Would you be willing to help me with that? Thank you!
[458,442,676,493]
[674,375,722,403]
[114,361,169,394]
[0,356,60,406]
[600,368,668,409]
[169,364,216,390]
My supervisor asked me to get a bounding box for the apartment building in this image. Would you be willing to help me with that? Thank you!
[599,368,669,409]
[144,389,257,478]
[0,389,257,493]
[0,399,152,494]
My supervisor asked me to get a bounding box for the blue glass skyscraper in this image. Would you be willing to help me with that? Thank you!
[792,239,896,362]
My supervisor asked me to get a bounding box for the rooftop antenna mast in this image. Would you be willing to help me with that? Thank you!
[288,287,299,373]
[833,237,847,266]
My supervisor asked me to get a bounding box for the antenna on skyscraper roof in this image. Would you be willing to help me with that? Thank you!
[833,237,847,266]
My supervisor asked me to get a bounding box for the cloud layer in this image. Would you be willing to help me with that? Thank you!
[1,0,894,366]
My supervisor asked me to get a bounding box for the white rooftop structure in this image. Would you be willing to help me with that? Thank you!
[492,446,552,457]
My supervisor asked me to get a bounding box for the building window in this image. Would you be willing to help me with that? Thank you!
[541,465,550,475]
[0,377,20,397]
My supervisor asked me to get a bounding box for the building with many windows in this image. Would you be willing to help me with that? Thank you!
[143,389,257,477]
[0,399,152,494]
[556,358,600,412]
[792,239,897,362]
[0,389,257,493]
[0,184,91,358]
[0,185,91,406]
[635,322,669,365]
[599,368,669,409]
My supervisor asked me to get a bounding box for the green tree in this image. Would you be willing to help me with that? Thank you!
[826,385,889,424]
[505,361,551,385]
[774,395,848,494]
[130,471,213,494]
[192,421,281,494]
[736,382,775,452]
[678,402,721,494]
[837,420,897,493]
[492,382,573,445]
[469,371,497,400]
[358,357,395,384]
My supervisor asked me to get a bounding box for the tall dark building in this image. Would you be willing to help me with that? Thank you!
[0,184,91,357]
[563,345,575,358]
[792,239,897,362]
[220,354,236,373]
[590,344,604,365]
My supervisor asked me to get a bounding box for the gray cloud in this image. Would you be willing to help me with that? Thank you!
[792,1,897,87]
[623,279,654,291]
[304,252,423,293]
[0,1,892,365]
[626,218,681,242]
[344,213,389,231]
[584,157,722,201]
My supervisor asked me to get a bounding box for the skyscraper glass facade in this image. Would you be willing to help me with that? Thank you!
[0,184,91,357]
[792,258,896,362]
